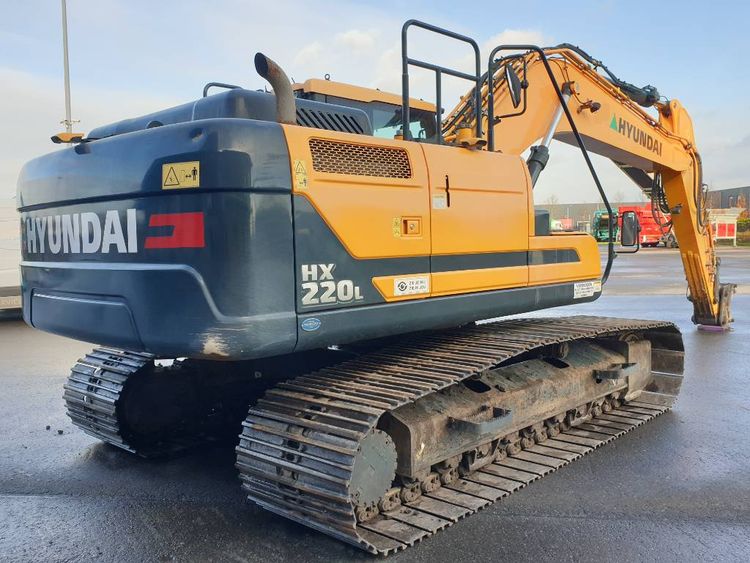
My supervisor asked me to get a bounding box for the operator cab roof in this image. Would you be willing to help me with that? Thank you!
[293,78,435,113]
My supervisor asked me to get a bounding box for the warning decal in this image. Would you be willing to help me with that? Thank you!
[573,280,602,299]
[162,161,200,189]
[294,159,308,190]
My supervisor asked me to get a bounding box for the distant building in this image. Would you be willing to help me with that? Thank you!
[707,186,749,212]
[537,186,750,232]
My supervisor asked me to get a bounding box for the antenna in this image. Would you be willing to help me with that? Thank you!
[51,0,83,143]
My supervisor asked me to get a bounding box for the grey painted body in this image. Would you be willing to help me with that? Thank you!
[17,95,598,360]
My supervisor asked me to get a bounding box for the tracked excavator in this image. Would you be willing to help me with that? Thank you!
[18,20,735,553]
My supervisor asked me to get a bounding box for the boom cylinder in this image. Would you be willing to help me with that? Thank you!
[526,86,571,186]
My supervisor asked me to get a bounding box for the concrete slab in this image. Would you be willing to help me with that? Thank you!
[0,249,748,562]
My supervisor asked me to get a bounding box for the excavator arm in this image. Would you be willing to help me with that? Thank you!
[443,46,735,327]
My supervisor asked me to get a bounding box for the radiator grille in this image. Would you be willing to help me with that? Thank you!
[308,139,412,178]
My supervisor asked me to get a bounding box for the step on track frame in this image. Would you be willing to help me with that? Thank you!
[236,316,683,554]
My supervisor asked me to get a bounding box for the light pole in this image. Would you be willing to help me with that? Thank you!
[61,0,72,133]
[52,0,83,143]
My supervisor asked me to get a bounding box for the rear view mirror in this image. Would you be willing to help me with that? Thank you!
[620,211,639,247]
[505,63,522,108]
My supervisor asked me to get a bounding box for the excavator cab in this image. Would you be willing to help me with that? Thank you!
[293,78,438,141]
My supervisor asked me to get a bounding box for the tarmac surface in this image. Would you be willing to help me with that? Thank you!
[0,247,748,562]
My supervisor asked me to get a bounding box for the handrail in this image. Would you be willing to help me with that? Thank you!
[401,20,482,144]
[202,82,242,97]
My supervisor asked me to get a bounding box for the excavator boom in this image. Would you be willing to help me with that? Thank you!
[444,45,735,326]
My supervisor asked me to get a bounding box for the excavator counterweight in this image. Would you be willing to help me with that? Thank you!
[17,19,733,554]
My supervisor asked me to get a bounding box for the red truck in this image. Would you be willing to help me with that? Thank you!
[618,204,675,247]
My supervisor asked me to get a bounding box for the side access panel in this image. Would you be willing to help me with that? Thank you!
[282,125,432,314]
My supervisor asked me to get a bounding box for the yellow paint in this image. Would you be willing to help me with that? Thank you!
[528,234,601,285]
[420,143,531,256]
[281,123,609,304]
[432,266,528,297]
[51,131,84,144]
[293,78,435,112]
[282,125,431,259]
[162,161,200,189]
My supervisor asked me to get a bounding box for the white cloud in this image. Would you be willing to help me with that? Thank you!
[370,42,403,93]
[481,29,551,54]
[293,41,324,67]
[335,29,379,53]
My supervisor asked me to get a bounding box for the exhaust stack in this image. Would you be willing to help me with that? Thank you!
[254,53,296,125]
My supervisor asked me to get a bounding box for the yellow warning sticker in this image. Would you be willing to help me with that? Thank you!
[392,217,401,238]
[293,159,308,191]
[162,161,200,189]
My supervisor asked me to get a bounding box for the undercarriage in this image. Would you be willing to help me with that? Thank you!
[64,315,683,553]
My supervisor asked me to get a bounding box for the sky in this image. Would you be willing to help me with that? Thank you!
[2,0,749,205]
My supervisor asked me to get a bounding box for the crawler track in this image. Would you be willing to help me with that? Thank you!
[64,348,156,454]
[64,348,256,456]
[236,316,683,554]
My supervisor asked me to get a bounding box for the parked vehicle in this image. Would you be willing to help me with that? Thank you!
[592,210,618,241]
[618,204,672,247]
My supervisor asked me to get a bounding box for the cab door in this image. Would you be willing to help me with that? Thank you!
[420,144,531,297]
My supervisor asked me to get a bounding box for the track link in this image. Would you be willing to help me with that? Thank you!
[64,348,259,456]
[236,316,683,554]
[63,348,156,454]
[65,347,353,457]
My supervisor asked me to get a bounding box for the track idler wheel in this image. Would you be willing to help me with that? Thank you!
[351,429,397,520]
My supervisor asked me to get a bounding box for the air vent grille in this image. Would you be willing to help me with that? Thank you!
[308,139,412,178]
[297,108,365,134]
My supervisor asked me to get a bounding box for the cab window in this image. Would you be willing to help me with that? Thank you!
[325,96,437,142]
